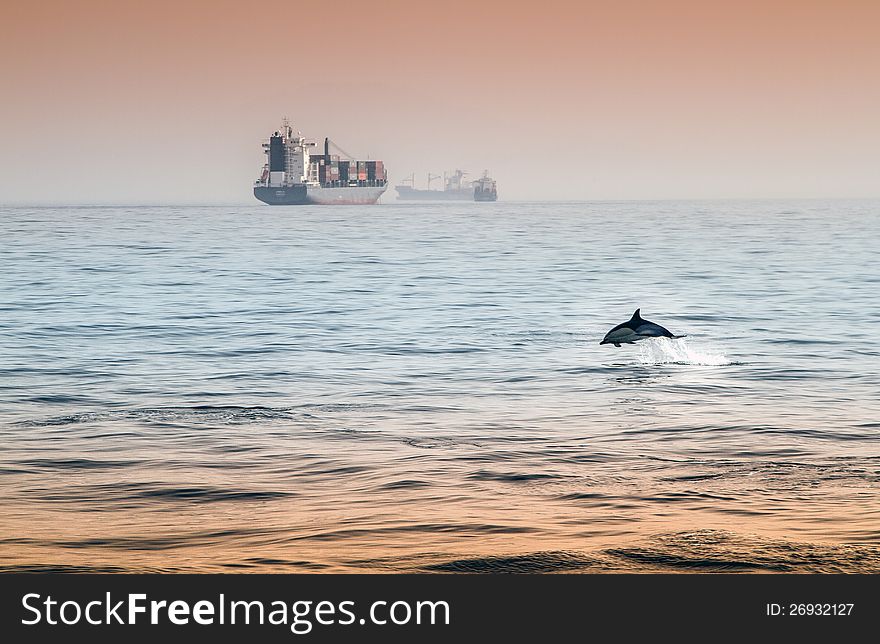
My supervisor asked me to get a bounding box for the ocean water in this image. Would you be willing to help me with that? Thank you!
[1,200,878,573]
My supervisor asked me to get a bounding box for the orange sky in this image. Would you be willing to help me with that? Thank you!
[1,0,878,202]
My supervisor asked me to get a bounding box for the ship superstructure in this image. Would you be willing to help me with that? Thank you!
[473,171,498,202]
[254,121,387,205]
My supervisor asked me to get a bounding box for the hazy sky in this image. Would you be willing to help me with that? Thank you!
[2,0,878,203]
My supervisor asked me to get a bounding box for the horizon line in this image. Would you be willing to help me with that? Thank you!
[3,196,879,208]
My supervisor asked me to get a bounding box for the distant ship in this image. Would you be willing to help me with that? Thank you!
[253,120,387,205]
[473,171,498,202]
[395,170,474,201]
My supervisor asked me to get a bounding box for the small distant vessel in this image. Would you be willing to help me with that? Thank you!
[253,120,387,205]
[394,170,474,201]
[473,171,498,202]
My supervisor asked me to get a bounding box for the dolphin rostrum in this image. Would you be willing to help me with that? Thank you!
[599,309,685,347]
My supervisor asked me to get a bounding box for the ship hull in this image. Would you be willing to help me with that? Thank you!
[474,191,497,202]
[254,184,387,205]
[394,186,473,201]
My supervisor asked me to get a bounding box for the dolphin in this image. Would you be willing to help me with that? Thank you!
[599,309,685,347]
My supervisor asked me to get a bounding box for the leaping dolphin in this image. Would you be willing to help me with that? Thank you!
[599,309,685,347]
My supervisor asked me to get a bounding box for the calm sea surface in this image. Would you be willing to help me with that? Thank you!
[1,200,878,572]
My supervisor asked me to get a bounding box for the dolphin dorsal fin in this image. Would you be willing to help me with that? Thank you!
[632,308,641,320]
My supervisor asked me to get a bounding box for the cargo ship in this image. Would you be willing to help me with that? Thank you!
[473,171,498,202]
[254,121,387,205]
[395,170,474,201]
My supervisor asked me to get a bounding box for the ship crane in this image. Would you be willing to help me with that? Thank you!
[444,169,469,191]
[427,173,442,189]
[327,139,357,161]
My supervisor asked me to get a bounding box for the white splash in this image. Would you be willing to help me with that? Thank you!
[636,337,731,366]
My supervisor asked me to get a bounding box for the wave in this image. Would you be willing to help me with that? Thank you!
[0,563,137,573]
[604,529,880,573]
[19,403,391,429]
[17,483,293,508]
[19,405,301,428]
[424,551,595,573]
[605,548,786,571]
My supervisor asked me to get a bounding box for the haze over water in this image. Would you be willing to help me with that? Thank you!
[1,200,879,572]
